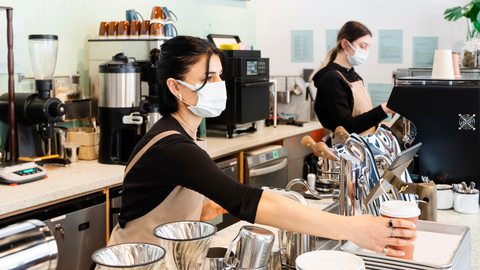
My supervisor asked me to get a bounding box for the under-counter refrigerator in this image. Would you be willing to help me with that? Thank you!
[0,192,107,270]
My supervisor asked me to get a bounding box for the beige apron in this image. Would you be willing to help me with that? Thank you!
[336,70,375,133]
[107,130,205,246]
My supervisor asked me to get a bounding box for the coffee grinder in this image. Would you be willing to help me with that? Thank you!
[0,9,62,184]
[0,35,68,166]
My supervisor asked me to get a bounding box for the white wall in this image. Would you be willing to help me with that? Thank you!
[256,0,466,87]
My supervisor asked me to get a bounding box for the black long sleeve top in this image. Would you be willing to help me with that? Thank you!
[118,115,263,228]
[312,62,387,134]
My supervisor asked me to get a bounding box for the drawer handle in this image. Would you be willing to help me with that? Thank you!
[249,158,288,177]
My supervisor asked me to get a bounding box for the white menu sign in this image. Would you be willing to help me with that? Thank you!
[0,18,24,74]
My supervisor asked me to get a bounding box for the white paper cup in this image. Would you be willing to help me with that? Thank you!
[380,200,420,260]
[431,50,455,79]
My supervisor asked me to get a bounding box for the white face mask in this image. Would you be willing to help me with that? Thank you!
[345,40,369,66]
[175,80,227,118]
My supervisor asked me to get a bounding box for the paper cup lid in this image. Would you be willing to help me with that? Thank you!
[380,200,421,218]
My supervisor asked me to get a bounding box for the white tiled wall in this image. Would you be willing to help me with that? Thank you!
[0,0,257,146]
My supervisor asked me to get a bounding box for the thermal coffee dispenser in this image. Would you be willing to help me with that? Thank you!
[388,75,480,187]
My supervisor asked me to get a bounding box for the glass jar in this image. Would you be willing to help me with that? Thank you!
[461,41,477,68]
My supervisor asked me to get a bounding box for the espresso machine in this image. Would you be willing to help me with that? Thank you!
[206,34,272,138]
[0,34,69,184]
[388,74,480,188]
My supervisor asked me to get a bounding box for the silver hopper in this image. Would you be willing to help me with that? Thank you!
[92,243,166,270]
[154,221,217,270]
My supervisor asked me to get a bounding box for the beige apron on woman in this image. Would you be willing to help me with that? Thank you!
[107,130,205,246]
[332,71,375,144]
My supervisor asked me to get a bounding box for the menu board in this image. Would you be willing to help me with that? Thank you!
[326,29,339,53]
[413,37,438,67]
[368,83,393,121]
[291,30,313,62]
[378,30,403,63]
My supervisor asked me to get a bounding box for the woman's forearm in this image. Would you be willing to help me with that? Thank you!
[255,191,416,256]
[255,191,347,240]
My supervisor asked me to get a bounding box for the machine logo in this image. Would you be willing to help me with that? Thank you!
[459,114,476,130]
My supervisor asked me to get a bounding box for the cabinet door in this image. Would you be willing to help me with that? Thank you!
[44,203,106,270]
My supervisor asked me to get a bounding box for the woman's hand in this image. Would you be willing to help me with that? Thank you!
[200,199,229,221]
[346,215,416,257]
[381,102,395,114]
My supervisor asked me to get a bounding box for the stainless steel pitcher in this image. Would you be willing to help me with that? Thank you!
[278,230,315,268]
[224,226,275,269]
[153,221,217,270]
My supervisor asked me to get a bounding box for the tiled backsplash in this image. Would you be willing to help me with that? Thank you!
[0,0,256,147]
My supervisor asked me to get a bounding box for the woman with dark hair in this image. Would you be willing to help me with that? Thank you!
[107,35,415,258]
[312,21,394,142]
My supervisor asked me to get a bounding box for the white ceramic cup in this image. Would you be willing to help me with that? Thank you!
[453,192,479,214]
[437,184,454,210]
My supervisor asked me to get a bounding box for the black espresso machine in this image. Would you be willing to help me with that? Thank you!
[388,75,480,187]
[206,34,272,138]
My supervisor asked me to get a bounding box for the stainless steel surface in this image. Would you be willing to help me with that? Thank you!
[153,221,217,270]
[92,243,166,270]
[268,246,282,270]
[339,152,366,217]
[146,112,161,132]
[278,230,315,268]
[54,129,67,158]
[0,219,58,270]
[340,220,471,270]
[285,178,340,199]
[99,73,141,108]
[224,225,275,269]
[245,146,288,189]
[43,201,107,270]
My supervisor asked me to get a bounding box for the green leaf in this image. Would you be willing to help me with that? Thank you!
[444,6,466,21]
[473,21,480,33]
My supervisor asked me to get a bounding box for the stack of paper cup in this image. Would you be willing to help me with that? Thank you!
[431,50,455,79]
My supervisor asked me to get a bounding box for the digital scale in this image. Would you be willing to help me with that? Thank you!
[0,160,47,184]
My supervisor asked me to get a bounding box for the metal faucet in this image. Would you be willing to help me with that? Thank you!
[285,179,340,199]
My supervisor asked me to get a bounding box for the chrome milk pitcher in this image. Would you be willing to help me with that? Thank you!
[224,225,275,269]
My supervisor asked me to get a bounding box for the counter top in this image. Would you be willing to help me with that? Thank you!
[0,122,321,217]
[211,199,480,269]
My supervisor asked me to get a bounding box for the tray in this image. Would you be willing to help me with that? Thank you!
[341,220,471,270]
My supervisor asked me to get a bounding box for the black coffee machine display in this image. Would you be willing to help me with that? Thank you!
[0,35,69,167]
[98,51,161,165]
[206,34,272,138]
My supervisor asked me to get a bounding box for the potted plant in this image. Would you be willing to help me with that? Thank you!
[444,0,480,41]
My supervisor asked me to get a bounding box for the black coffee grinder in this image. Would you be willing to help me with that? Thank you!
[0,35,68,166]
[0,8,64,184]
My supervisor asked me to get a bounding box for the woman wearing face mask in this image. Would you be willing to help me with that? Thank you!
[312,21,394,141]
[104,36,415,259]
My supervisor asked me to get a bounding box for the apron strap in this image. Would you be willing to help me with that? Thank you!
[335,70,363,87]
[124,130,181,177]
